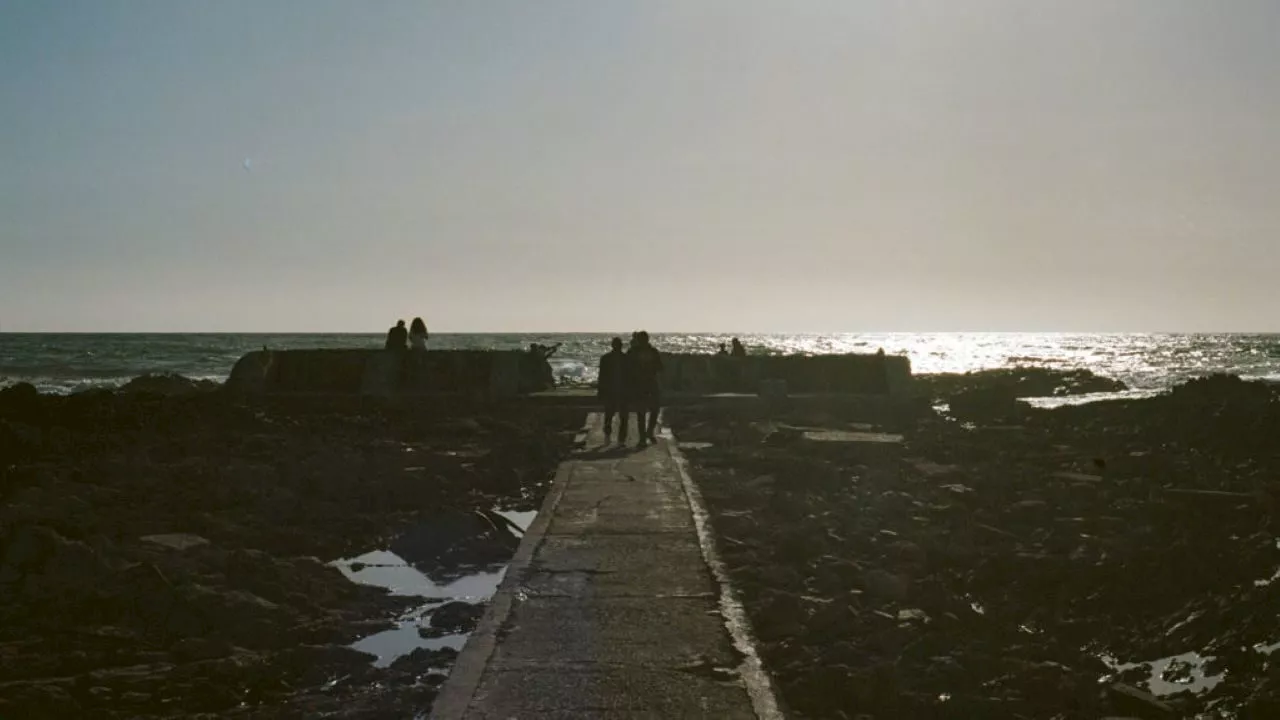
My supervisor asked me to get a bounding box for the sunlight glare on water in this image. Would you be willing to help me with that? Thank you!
[5,332,1280,394]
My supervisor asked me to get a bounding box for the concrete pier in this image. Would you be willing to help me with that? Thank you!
[431,413,781,719]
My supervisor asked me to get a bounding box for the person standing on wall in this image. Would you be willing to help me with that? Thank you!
[597,337,628,443]
[627,330,664,445]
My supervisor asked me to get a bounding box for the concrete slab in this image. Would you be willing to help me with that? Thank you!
[548,507,695,535]
[431,412,780,720]
[468,666,758,719]
[491,596,738,666]
[525,535,715,597]
[519,567,715,600]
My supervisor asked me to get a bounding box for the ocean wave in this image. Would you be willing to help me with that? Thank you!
[0,374,229,395]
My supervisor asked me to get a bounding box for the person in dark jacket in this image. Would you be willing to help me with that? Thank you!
[626,330,664,445]
[597,336,628,442]
[385,320,408,351]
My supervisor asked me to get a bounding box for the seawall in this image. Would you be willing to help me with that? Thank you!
[658,352,912,396]
[225,349,524,398]
[223,349,912,398]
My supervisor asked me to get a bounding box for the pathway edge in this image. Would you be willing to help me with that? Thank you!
[665,429,787,720]
[428,416,592,719]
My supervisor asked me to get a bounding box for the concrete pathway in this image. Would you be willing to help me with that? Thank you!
[431,412,780,719]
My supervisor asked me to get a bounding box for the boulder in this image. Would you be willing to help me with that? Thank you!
[120,373,219,396]
[428,600,485,633]
[1107,683,1175,718]
[390,646,459,672]
[0,382,41,419]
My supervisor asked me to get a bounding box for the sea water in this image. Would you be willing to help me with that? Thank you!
[3,332,1280,396]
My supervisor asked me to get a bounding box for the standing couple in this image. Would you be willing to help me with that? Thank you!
[597,331,664,446]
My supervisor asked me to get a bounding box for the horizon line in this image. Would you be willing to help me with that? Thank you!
[3,330,1280,336]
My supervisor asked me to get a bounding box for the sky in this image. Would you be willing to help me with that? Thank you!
[3,0,1280,332]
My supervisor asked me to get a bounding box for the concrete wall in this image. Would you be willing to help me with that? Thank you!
[226,349,527,398]
[225,349,912,398]
[659,353,912,396]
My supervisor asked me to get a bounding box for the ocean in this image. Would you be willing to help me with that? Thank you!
[2,332,1279,397]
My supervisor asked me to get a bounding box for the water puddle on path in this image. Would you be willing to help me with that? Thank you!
[331,507,537,668]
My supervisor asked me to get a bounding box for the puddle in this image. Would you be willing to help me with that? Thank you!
[678,441,715,450]
[494,509,537,537]
[802,430,904,444]
[1098,650,1226,696]
[330,506,535,669]
[333,550,507,599]
[1021,389,1163,409]
[1253,640,1280,655]
[351,614,470,669]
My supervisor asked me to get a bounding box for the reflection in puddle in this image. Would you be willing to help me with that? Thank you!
[333,550,507,600]
[1099,650,1225,696]
[352,618,469,669]
[494,509,537,537]
[331,506,533,668]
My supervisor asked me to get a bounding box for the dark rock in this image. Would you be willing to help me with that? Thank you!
[389,645,459,672]
[1107,683,1175,718]
[947,385,1026,422]
[390,512,518,572]
[918,367,1127,403]
[119,373,220,396]
[860,569,909,602]
[0,679,81,715]
[428,601,485,633]
[0,382,41,418]
[171,636,234,662]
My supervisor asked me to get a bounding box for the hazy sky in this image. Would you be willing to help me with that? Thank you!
[3,1,1279,332]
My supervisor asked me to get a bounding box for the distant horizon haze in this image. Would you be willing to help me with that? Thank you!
[4,1,1280,332]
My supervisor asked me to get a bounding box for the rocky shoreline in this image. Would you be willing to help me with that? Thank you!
[0,380,582,718]
[670,369,1280,719]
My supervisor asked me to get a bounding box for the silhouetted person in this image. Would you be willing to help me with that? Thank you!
[523,342,563,391]
[528,342,562,361]
[385,320,408,351]
[717,343,728,355]
[627,330,664,445]
[731,338,747,357]
[872,347,889,393]
[598,337,628,442]
[409,317,429,350]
